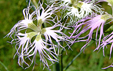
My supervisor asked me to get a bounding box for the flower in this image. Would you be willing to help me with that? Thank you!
[70,14,111,50]
[76,0,103,18]
[56,0,104,26]
[13,23,67,69]
[7,1,69,70]
[63,0,104,18]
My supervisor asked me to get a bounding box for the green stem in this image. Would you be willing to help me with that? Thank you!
[60,44,70,71]
[60,43,70,71]
[61,41,64,71]
[61,49,64,71]
[0,61,9,71]
[64,41,94,70]
[56,62,60,71]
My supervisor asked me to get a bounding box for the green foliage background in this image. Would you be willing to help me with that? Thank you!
[0,0,113,71]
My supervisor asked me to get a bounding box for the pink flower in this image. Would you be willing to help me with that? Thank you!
[70,14,111,50]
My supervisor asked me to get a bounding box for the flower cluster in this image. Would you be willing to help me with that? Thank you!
[7,0,113,70]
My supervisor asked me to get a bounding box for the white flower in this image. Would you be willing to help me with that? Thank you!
[7,0,70,70]
[64,0,104,19]
[78,1,103,18]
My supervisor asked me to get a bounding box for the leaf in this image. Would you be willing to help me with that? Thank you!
[105,25,113,32]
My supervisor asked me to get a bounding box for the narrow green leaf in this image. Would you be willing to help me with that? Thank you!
[0,61,9,71]
[64,41,94,70]
[105,25,113,32]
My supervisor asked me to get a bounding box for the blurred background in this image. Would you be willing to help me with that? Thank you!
[0,0,113,71]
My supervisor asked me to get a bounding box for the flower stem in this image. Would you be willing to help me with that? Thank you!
[64,41,94,70]
[0,61,9,71]
[56,62,60,71]
[61,48,64,71]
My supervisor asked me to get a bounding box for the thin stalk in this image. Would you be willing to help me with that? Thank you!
[61,40,64,71]
[64,41,94,70]
[60,44,70,71]
[0,61,9,71]
[56,45,60,71]
[56,62,60,71]
[61,48,64,71]
[53,63,56,71]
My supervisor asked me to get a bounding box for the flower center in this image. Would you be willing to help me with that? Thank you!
[35,34,41,41]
